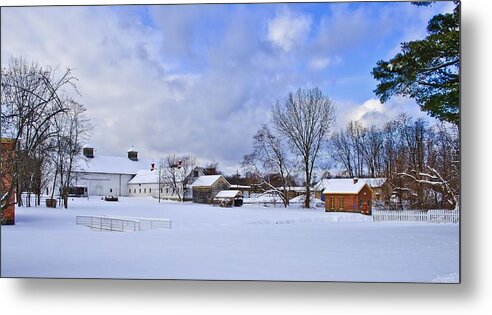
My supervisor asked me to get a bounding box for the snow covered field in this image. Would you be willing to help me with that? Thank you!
[1,197,459,282]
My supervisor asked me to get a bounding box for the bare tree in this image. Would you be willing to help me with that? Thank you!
[272,87,336,208]
[160,154,198,201]
[51,99,90,208]
[330,128,355,177]
[1,56,78,218]
[242,125,295,207]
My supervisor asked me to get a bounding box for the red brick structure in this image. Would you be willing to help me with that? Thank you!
[323,179,374,215]
[1,138,16,225]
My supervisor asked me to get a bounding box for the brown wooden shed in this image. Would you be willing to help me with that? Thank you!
[322,178,374,215]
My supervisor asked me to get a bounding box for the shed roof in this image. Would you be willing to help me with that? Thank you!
[319,179,371,194]
[214,190,242,198]
[315,178,386,192]
[191,175,229,187]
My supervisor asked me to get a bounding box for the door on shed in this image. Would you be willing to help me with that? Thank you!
[362,203,368,214]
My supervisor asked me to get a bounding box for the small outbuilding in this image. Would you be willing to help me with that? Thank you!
[191,175,230,204]
[322,178,374,215]
[213,190,243,207]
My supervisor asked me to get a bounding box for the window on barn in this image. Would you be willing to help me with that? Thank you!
[149,188,152,193]
[139,189,141,193]
[110,188,112,193]
[339,197,344,209]
[144,188,146,193]
[134,189,136,193]
[129,189,131,194]
[329,197,335,209]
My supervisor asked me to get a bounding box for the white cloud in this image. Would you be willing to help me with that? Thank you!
[1,3,445,172]
[1,6,285,171]
[267,9,312,52]
[336,96,436,129]
[308,56,342,71]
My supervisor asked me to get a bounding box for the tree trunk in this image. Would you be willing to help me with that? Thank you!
[304,160,310,208]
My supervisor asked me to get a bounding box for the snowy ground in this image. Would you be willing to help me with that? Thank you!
[1,197,459,282]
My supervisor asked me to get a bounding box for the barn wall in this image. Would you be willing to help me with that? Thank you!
[128,183,159,198]
[192,187,212,204]
[324,185,373,215]
[1,139,16,225]
[324,194,359,213]
[193,178,230,204]
[358,185,373,214]
[70,172,134,196]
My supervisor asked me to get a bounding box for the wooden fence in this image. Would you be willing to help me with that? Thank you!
[76,215,172,232]
[372,209,460,224]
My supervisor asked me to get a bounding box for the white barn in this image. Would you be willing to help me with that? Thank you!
[70,145,151,197]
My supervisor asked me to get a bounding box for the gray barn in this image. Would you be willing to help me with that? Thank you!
[191,175,230,204]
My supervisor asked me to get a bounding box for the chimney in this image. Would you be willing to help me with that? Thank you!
[82,144,94,158]
[150,163,155,171]
[353,178,359,184]
[128,146,138,161]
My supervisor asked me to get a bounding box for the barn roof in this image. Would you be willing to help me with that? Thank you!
[128,170,159,184]
[214,190,242,198]
[191,175,229,187]
[75,155,150,175]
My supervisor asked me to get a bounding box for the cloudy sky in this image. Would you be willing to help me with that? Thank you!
[1,1,454,173]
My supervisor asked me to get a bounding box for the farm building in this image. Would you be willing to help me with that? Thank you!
[228,184,253,198]
[127,166,205,200]
[191,175,231,204]
[277,186,310,200]
[65,144,151,197]
[213,190,243,207]
[315,177,387,201]
[322,178,374,215]
[127,169,161,198]
[1,138,16,225]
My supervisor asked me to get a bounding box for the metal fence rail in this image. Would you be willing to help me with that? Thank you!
[372,209,460,224]
[76,215,172,232]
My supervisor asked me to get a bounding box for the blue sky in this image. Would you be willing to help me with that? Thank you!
[1,1,455,173]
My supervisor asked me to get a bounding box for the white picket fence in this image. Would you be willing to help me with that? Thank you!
[76,215,172,232]
[372,209,460,224]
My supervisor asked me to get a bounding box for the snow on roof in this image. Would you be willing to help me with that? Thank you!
[75,155,150,175]
[274,186,309,192]
[191,175,228,187]
[128,170,159,184]
[316,178,369,194]
[82,143,93,149]
[229,184,251,189]
[214,190,242,198]
[315,178,386,192]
